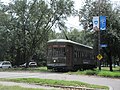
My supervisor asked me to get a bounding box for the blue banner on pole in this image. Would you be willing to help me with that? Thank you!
[100,16,106,30]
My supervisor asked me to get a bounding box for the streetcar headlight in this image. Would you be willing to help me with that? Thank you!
[53,60,56,62]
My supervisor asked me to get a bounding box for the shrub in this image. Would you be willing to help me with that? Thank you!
[83,70,98,75]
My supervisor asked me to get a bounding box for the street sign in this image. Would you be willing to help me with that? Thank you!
[97,54,103,60]
[100,44,107,47]
[93,16,99,30]
[100,16,106,30]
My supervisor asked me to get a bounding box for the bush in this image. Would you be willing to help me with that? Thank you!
[83,70,98,75]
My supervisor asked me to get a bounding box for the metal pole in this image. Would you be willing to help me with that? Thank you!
[98,0,101,70]
[98,24,101,70]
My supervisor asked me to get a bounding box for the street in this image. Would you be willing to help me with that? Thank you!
[0,71,120,90]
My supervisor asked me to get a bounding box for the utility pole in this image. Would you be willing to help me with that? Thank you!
[93,0,106,70]
[98,0,101,70]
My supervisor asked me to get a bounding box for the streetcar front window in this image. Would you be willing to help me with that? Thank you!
[53,48,59,56]
[59,48,66,57]
[53,47,66,57]
[48,48,52,57]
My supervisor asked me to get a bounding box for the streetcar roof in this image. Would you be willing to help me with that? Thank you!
[48,39,93,49]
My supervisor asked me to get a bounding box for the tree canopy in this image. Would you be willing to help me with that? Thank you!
[0,0,74,66]
[78,0,120,71]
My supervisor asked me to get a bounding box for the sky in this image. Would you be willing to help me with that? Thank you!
[1,0,120,32]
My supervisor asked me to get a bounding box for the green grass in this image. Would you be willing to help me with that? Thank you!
[0,85,44,90]
[98,71,120,77]
[1,78,108,90]
[68,67,120,78]
[0,67,48,72]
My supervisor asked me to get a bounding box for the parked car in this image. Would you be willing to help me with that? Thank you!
[20,61,37,67]
[0,61,12,68]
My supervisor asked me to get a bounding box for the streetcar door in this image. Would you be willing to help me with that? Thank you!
[67,45,73,67]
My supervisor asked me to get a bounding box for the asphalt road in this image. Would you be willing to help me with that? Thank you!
[0,71,119,90]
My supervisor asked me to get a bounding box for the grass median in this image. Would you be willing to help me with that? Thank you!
[67,67,120,78]
[0,78,109,90]
[0,67,48,72]
[0,85,44,90]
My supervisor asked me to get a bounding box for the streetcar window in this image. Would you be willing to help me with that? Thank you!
[59,48,66,57]
[82,52,84,57]
[79,52,81,58]
[52,47,66,57]
[53,48,59,56]
[78,51,80,58]
[77,51,79,58]
[48,47,52,57]
[74,49,77,58]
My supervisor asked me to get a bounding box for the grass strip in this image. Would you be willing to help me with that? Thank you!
[0,85,44,90]
[0,67,48,72]
[0,78,108,90]
[68,67,120,78]
[98,70,120,78]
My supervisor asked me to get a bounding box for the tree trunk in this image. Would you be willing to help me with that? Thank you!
[16,49,21,66]
[108,52,113,71]
[117,55,120,66]
[102,48,113,71]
